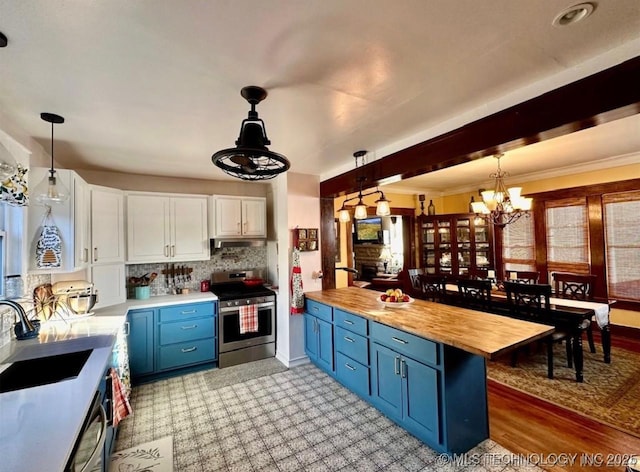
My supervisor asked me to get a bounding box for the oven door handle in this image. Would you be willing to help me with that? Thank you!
[219,302,275,313]
[78,401,108,472]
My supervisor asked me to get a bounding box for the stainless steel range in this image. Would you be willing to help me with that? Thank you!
[210,270,276,368]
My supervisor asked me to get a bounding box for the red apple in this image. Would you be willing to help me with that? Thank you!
[380,294,387,301]
[389,296,397,302]
[402,295,410,302]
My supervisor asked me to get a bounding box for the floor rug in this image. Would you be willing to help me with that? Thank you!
[487,343,640,438]
[109,436,173,472]
[203,357,288,391]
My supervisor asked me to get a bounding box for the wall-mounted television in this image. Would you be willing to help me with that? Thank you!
[354,217,383,244]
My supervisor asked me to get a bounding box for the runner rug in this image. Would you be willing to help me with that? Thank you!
[203,357,288,391]
[109,436,173,472]
[487,343,640,438]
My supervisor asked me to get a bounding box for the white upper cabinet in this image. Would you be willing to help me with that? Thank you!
[90,185,124,264]
[210,195,266,238]
[28,168,89,273]
[126,192,209,263]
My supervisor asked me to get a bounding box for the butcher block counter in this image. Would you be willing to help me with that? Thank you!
[304,286,554,359]
[303,287,555,455]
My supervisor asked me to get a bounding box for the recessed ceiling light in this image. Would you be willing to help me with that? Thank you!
[552,3,596,27]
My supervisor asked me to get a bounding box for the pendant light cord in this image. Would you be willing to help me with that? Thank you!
[49,121,55,178]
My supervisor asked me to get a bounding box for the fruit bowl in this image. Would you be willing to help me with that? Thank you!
[378,295,414,308]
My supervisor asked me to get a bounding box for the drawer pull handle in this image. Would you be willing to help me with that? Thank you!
[392,336,408,345]
[181,324,198,330]
[344,336,355,343]
[181,346,197,353]
[345,363,356,371]
[343,319,354,325]
[181,310,197,314]
[394,356,400,375]
[313,306,319,311]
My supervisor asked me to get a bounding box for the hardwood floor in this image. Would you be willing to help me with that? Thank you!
[488,325,640,472]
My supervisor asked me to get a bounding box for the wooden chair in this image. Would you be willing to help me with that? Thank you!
[553,272,597,353]
[418,274,447,303]
[505,270,540,284]
[406,268,424,298]
[504,281,572,379]
[457,278,492,312]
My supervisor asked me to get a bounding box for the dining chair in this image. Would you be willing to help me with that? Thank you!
[553,272,597,353]
[407,268,424,298]
[418,274,447,303]
[457,278,492,312]
[504,281,572,379]
[505,270,540,284]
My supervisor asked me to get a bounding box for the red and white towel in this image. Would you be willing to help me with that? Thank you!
[110,367,132,428]
[240,304,259,334]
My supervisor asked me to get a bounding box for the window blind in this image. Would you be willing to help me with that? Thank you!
[502,213,536,273]
[545,197,589,275]
[603,190,640,302]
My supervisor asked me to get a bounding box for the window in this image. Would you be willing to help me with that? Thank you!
[502,213,536,274]
[603,190,640,302]
[545,197,590,276]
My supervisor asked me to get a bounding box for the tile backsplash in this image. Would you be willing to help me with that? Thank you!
[126,247,268,297]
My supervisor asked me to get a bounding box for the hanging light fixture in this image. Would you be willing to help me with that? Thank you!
[471,153,532,227]
[212,86,290,180]
[337,150,391,222]
[33,113,69,204]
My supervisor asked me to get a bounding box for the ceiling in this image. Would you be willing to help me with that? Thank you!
[1,0,639,185]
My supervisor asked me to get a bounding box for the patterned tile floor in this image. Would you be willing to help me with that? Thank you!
[116,363,541,471]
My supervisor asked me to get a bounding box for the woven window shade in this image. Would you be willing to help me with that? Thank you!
[603,190,640,301]
[545,198,589,274]
[502,213,536,272]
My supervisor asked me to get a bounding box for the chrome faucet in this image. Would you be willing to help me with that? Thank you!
[0,300,39,340]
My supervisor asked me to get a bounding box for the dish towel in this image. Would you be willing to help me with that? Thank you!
[291,248,304,314]
[110,368,132,428]
[239,304,259,334]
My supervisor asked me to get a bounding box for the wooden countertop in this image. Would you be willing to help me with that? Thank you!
[304,287,555,360]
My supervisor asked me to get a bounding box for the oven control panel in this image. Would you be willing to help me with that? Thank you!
[221,296,275,308]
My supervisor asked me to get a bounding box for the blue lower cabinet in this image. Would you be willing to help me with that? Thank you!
[304,308,334,375]
[157,338,216,371]
[371,342,441,445]
[128,309,154,377]
[335,352,370,398]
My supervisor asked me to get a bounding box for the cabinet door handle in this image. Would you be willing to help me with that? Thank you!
[181,309,197,315]
[84,248,89,262]
[243,221,248,233]
[394,356,400,375]
[343,336,355,343]
[93,247,98,262]
[181,324,198,330]
[171,245,175,257]
[314,319,318,333]
[165,245,169,257]
[123,322,130,336]
[401,359,407,378]
[392,336,408,345]
[181,346,197,353]
[237,222,241,234]
[345,363,356,371]
[343,319,354,325]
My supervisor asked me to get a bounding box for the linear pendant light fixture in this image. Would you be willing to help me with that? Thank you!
[337,150,391,222]
[471,153,532,227]
[212,86,290,180]
[33,112,69,204]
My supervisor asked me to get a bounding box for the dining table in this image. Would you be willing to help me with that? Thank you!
[443,283,612,382]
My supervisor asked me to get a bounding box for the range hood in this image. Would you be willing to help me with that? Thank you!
[211,238,266,249]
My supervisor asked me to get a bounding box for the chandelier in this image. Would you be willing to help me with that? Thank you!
[212,86,290,180]
[337,150,390,222]
[471,153,532,227]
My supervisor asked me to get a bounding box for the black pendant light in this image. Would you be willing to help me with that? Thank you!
[212,86,290,180]
[33,112,69,204]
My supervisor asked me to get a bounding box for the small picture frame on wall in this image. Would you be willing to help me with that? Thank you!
[309,240,317,251]
[309,229,317,239]
[298,229,307,240]
[299,241,307,251]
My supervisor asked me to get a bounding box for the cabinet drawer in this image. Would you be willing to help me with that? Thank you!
[335,326,368,366]
[305,300,332,323]
[159,302,214,322]
[334,309,367,336]
[159,316,215,346]
[371,322,438,366]
[157,338,215,371]
[336,352,369,398]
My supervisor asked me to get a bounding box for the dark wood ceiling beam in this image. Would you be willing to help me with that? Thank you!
[320,56,640,198]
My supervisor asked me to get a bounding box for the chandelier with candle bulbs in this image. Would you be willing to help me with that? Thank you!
[470,153,532,227]
[337,150,391,222]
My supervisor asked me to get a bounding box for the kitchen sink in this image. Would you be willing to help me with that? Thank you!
[0,349,92,393]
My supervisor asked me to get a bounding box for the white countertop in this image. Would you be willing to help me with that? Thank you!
[0,292,218,472]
